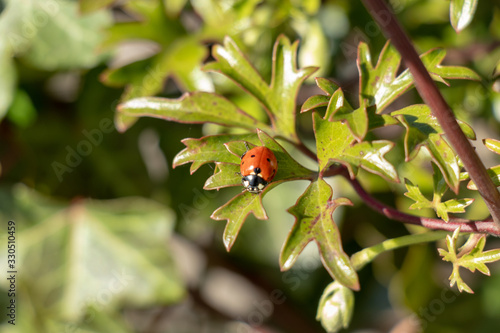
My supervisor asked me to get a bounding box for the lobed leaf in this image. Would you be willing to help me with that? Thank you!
[280,179,359,290]
[205,35,317,141]
[313,112,397,181]
[392,104,475,192]
[439,228,500,293]
[173,133,259,173]
[117,92,272,132]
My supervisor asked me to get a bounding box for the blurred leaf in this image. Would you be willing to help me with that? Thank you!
[79,0,116,14]
[298,19,329,78]
[280,179,359,290]
[0,44,16,119]
[6,89,37,127]
[392,104,475,192]
[316,281,354,333]
[117,92,272,132]
[438,228,500,293]
[205,35,317,142]
[0,185,185,323]
[164,0,188,17]
[450,0,478,32]
[22,1,112,70]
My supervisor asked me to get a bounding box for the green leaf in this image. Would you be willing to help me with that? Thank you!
[327,89,369,141]
[211,189,270,251]
[404,179,433,210]
[301,94,330,113]
[313,112,397,181]
[468,139,500,190]
[103,36,213,100]
[204,163,241,190]
[0,44,17,120]
[0,185,185,322]
[205,35,317,142]
[316,281,355,333]
[117,92,272,132]
[280,179,359,290]
[210,130,314,249]
[450,0,478,32]
[404,176,473,222]
[79,0,116,14]
[173,133,259,173]
[483,138,500,155]
[22,1,112,70]
[439,228,500,293]
[357,42,480,113]
[392,104,475,192]
[421,48,481,83]
[315,77,340,96]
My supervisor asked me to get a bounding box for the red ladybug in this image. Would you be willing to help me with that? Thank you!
[240,145,278,193]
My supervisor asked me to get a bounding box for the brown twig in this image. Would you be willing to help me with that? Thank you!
[361,0,500,228]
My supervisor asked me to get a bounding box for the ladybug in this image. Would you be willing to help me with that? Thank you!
[240,144,278,194]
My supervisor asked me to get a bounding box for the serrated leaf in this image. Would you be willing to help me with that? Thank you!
[313,113,397,181]
[323,88,368,141]
[203,163,241,190]
[439,229,500,293]
[357,42,480,113]
[315,77,340,96]
[404,179,433,210]
[392,104,475,192]
[117,92,272,132]
[211,188,270,251]
[210,130,314,249]
[404,178,472,221]
[421,48,481,83]
[224,130,314,181]
[301,94,330,113]
[280,179,359,290]
[173,133,259,173]
[450,0,478,32]
[205,35,317,141]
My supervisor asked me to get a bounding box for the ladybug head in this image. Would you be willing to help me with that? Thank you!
[242,174,268,193]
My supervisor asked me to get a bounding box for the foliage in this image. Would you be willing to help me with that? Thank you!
[2,0,500,332]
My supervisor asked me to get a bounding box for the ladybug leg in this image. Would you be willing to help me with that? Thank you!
[241,141,251,159]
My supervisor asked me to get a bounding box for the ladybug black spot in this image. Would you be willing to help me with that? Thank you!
[266,158,270,162]
[254,167,261,174]
[250,154,256,158]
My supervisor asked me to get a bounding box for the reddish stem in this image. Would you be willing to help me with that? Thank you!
[361,0,500,227]
[329,166,500,236]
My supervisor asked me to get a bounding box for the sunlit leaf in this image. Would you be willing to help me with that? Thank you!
[173,133,259,173]
[316,281,355,333]
[392,104,475,192]
[117,92,272,132]
[205,35,317,141]
[450,0,478,32]
[439,228,500,293]
[280,179,359,290]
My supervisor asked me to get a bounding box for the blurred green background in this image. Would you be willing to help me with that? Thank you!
[1,0,500,332]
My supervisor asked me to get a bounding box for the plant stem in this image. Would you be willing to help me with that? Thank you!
[351,231,450,271]
[340,166,500,236]
[361,0,500,228]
